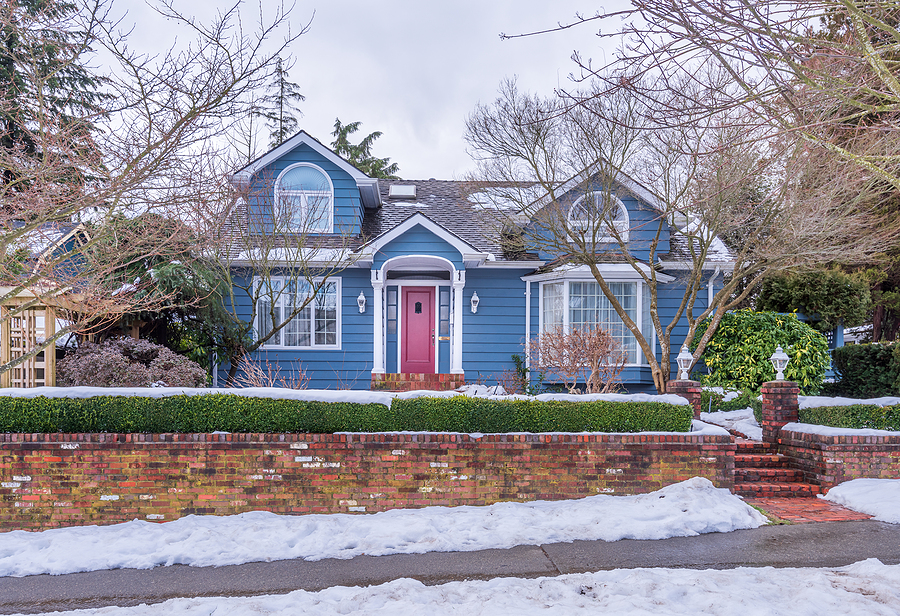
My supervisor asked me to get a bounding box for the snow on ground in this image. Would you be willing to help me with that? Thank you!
[823,479,900,524]
[799,395,900,410]
[16,559,900,616]
[700,408,762,441]
[0,478,763,578]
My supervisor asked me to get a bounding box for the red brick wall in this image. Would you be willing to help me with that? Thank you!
[0,432,734,531]
[777,429,900,489]
[761,381,800,443]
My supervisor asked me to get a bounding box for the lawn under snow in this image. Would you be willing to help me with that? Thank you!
[16,559,900,616]
[700,408,762,440]
[823,479,900,524]
[0,478,764,578]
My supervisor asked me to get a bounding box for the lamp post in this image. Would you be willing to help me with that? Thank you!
[676,345,693,380]
[770,345,790,380]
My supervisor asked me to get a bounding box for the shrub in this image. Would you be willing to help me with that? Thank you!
[700,389,762,416]
[0,395,692,434]
[692,310,830,395]
[58,338,208,388]
[827,342,900,398]
[529,325,626,394]
[756,269,872,333]
[799,405,899,431]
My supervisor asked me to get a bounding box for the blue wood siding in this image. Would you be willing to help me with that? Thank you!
[246,142,363,235]
[461,268,532,383]
[529,189,670,263]
[223,268,374,389]
[373,224,464,268]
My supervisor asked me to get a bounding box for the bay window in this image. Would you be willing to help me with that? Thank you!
[540,279,648,364]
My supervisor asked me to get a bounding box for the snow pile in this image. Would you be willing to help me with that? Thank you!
[799,395,900,410]
[822,479,900,524]
[700,408,762,441]
[703,386,741,403]
[0,478,764,577]
[21,560,900,616]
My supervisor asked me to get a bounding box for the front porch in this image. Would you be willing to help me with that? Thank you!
[371,372,466,392]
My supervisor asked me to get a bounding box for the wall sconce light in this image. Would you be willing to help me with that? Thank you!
[676,344,693,380]
[470,291,480,313]
[770,345,789,380]
[357,291,366,313]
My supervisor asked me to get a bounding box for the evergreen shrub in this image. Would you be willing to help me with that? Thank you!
[0,395,692,434]
[692,310,830,395]
[826,343,900,398]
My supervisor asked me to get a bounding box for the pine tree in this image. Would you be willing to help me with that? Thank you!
[0,0,108,193]
[331,118,400,179]
[256,56,304,148]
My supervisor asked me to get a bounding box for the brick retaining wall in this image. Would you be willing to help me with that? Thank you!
[0,432,733,531]
[776,429,900,489]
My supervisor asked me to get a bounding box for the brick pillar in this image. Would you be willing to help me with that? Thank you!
[760,381,799,444]
[668,380,702,420]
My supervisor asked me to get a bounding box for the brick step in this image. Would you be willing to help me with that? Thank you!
[734,453,790,468]
[734,482,822,498]
[371,373,465,392]
[735,439,773,454]
[735,466,804,483]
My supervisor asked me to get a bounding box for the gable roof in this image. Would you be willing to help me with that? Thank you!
[361,179,541,263]
[230,130,382,210]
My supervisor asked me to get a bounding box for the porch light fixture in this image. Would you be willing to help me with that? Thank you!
[357,291,366,313]
[470,291,480,313]
[770,345,789,380]
[676,345,693,380]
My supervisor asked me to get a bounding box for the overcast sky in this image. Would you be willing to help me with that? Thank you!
[119,1,632,180]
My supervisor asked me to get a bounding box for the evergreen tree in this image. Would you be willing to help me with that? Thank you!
[256,55,304,148]
[0,0,108,193]
[331,118,400,179]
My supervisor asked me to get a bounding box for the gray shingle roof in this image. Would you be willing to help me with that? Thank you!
[365,179,537,262]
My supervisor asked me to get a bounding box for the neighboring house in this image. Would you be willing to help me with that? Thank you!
[1,221,90,387]
[225,131,730,392]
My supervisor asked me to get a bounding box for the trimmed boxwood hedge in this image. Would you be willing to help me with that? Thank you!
[0,395,692,434]
[798,404,899,431]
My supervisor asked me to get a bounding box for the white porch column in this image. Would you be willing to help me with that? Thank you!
[451,270,465,374]
[371,270,385,374]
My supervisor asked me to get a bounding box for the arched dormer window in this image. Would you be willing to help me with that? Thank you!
[568,191,629,242]
[275,163,334,233]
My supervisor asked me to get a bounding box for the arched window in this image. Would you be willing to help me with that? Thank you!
[568,191,629,241]
[275,163,333,232]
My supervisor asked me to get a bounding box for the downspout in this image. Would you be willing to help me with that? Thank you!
[708,266,721,309]
[524,280,531,368]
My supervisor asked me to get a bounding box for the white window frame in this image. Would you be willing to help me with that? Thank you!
[274,162,334,233]
[255,276,342,350]
[538,277,650,366]
[568,191,630,242]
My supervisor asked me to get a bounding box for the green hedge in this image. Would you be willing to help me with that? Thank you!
[799,404,899,431]
[826,343,900,398]
[0,394,692,434]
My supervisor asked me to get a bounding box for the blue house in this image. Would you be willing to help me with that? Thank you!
[224,131,731,392]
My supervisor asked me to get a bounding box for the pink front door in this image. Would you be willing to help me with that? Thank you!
[401,287,435,373]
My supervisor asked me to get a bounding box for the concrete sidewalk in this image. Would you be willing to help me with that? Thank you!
[2,519,899,614]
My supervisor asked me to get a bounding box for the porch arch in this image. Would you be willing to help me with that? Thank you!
[372,255,465,375]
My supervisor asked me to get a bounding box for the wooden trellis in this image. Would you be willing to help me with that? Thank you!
[0,302,56,388]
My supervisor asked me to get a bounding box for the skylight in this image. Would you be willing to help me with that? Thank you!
[389,185,416,199]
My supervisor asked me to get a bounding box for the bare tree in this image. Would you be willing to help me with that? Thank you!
[0,0,306,380]
[465,79,886,392]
